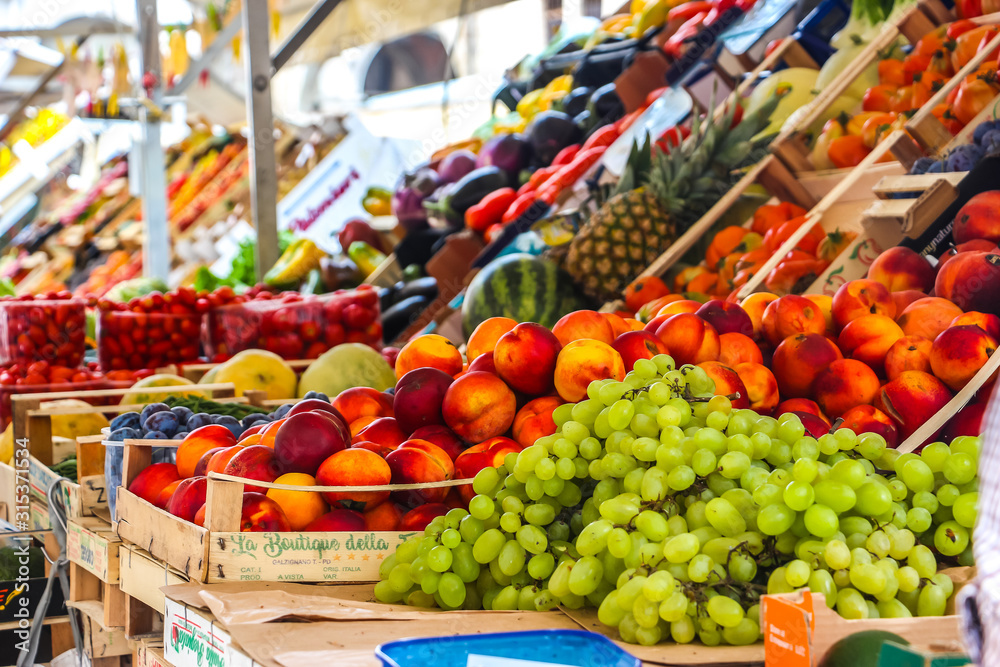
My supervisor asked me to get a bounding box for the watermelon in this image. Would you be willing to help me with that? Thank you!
[462,254,589,338]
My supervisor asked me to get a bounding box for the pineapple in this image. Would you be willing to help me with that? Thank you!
[560,93,782,302]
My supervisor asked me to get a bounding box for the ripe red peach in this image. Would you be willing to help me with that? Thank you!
[332,387,394,425]
[776,398,830,425]
[154,480,182,510]
[695,300,754,336]
[192,448,225,478]
[351,441,395,457]
[304,509,367,532]
[554,340,626,402]
[603,313,632,338]
[316,448,392,510]
[942,401,987,442]
[551,310,615,346]
[654,314,720,366]
[951,311,1000,340]
[467,352,498,375]
[930,325,998,390]
[612,331,670,372]
[876,371,953,439]
[837,314,904,372]
[892,290,928,316]
[222,445,282,494]
[733,362,780,414]
[392,368,454,434]
[165,477,208,523]
[832,279,895,330]
[866,246,935,293]
[397,439,456,478]
[698,362,751,410]
[938,240,1000,274]
[353,417,408,449]
[273,411,349,475]
[718,332,764,367]
[494,323,562,396]
[812,359,881,418]
[364,501,404,531]
[511,397,564,449]
[805,295,835,334]
[761,295,827,346]
[287,399,349,432]
[398,504,450,531]
[466,317,517,362]
[797,412,834,439]
[739,292,779,338]
[839,405,899,448]
[454,436,524,503]
[885,335,933,381]
[442,371,516,442]
[395,334,463,379]
[771,333,843,399]
[127,462,181,506]
[240,492,292,532]
[409,425,465,462]
[386,442,453,507]
[896,297,964,341]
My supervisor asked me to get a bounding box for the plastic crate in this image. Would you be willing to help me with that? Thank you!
[0,297,87,367]
[375,630,642,667]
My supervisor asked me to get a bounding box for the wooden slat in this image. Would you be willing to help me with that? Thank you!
[863,177,960,238]
[11,382,236,401]
[115,488,210,582]
[873,172,967,197]
[119,544,189,614]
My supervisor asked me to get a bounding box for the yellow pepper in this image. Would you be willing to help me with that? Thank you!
[633,0,667,37]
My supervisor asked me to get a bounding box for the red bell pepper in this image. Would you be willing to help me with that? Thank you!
[582,124,621,150]
[663,12,709,58]
[465,187,517,233]
[552,144,581,166]
[668,1,714,22]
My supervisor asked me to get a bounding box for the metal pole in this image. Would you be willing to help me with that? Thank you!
[170,16,242,95]
[243,0,280,281]
[135,0,170,281]
[271,0,344,74]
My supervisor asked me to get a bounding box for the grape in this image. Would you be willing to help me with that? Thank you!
[836,588,868,619]
[707,595,745,628]
[785,560,811,588]
[813,480,856,513]
[934,521,969,557]
[804,504,839,538]
[900,459,935,493]
[784,481,815,511]
[943,453,976,485]
[908,545,938,578]
[664,533,700,563]
[917,581,947,616]
[705,498,746,537]
[831,459,866,489]
[569,556,604,596]
[758,503,796,536]
[953,492,978,528]
[854,482,893,516]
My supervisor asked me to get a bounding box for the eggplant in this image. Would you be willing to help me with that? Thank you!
[425,166,508,222]
[526,111,584,166]
[437,150,477,183]
[561,87,594,117]
[379,284,400,311]
[396,276,438,302]
[574,109,593,133]
[382,295,431,343]
[476,134,531,176]
[587,84,625,124]
[392,167,440,231]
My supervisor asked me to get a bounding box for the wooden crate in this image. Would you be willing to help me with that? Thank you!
[115,440,415,584]
[119,543,190,617]
[68,599,132,660]
[67,516,127,632]
[769,6,941,173]
[163,596,257,667]
[135,637,174,667]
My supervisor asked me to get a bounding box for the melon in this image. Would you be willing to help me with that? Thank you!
[298,343,396,398]
[215,349,297,400]
[120,374,205,405]
[40,399,110,439]
[462,254,587,338]
[818,630,908,667]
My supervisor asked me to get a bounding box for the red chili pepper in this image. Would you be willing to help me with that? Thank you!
[502,192,539,223]
[527,165,559,190]
[552,143,581,166]
[664,12,709,58]
[656,125,691,153]
[947,19,979,40]
[582,124,621,150]
[465,187,517,233]
[668,1,713,22]
[484,223,505,243]
[615,109,644,134]
[536,146,606,202]
[516,180,535,196]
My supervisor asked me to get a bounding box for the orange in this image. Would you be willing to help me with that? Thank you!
[266,473,329,531]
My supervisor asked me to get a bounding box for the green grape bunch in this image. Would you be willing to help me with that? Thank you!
[374,354,980,647]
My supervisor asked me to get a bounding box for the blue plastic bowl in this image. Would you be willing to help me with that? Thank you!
[376,629,641,667]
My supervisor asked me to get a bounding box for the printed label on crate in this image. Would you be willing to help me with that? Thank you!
[29,502,49,531]
[27,456,72,509]
[66,521,119,583]
[165,599,233,667]
[761,593,815,667]
[208,531,414,582]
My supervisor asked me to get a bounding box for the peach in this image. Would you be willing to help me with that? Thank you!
[266,472,328,530]
[761,295,827,346]
[397,439,456,478]
[205,443,247,474]
[154,480,182,510]
[643,314,671,333]
[238,434,263,447]
[892,290,928,315]
[938,240,1000,274]
[654,314,720,366]
[733,362,780,414]
[776,398,829,424]
[386,445,452,506]
[410,425,465,462]
[388,370,455,436]
[127,462,181,506]
[353,416,408,449]
[316,448,392,510]
[952,191,1000,244]
[554,339,627,402]
[896,297,964,341]
[884,335,933,381]
[867,246,935,293]
[193,505,207,527]
[273,412,349,475]
[625,318,646,331]
[952,311,1000,340]
[240,424,267,441]
[740,292,779,338]
[797,412,833,439]
[193,448,225,478]
[837,314,904,372]
[494,323,562,396]
[612,331,670,371]
[552,310,615,346]
[805,295,835,334]
[839,405,899,448]
[466,317,517,362]
[287,399,349,432]
[512,396,563,448]
[657,300,703,317]
[718,332,763,367]
[395,334,463,379]
[637,294,684,322]
[223,445,282,494]
[165,477,208,523]
[351,441,395,458]
[349,416,378,437]
[364,502,404,531]
[332,387,394,425]
[305,509,366,532]
[240,492,292,532]
[454,436,524,503]
[467,351,498,375]
[812,359,881,418]
[876,371,953,439]
[442,371,517,442]
[696,300,754,336]
[176,425,237,478]
[698,362,751,410]
[929,325,998,390]
[942,401,987,442]
[399,504,450,531]
[771,333,843,398]
[258,419,286,449]
[935,252,1000,317]
[832,279,895,330]
[604,313,632,338]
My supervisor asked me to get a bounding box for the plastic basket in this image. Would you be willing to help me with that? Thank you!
[375,630,641,667]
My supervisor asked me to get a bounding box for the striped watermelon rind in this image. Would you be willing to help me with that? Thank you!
[462,254,590,339]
